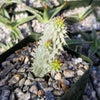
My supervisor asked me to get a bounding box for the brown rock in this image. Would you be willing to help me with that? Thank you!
[53,90,64,96]
[54,72,62,80]
[38,90,44,96]
[78,64,83,69]
[29,85,38,94]
[8,74,22,85]
[18,68,25,73]
[24,56,29,64]
[24,79,32,86]
[84,65,89,70]
[63,70,74,78]
[0,76,9,86]
[60,81,69,93]
[19,78,26,87]
[77,69,84,76]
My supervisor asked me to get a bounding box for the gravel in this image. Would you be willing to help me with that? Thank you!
[0,42,90,100]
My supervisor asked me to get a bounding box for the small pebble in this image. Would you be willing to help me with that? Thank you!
[45,91,55,100]
[24,56,29,64]
[23,85,29,92]
[8,74,22,85]
[53,90,64,96]
[28,72,34,80]
[38,90,44,97]
[29,85,38,94]
[24,79,32,86]
[54,72,62,80]
[63,70,75,78]
[9,92,15,100]
[19,78,26,87]
[18,68,25,73]
[77,69,84,76]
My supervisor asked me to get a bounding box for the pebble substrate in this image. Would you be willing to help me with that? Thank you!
[0,42,89,100]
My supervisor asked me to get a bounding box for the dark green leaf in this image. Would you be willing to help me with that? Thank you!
[91,29,97,41]
[12,28,23,40]
[5,0,22,4]
[88,44,97,57]
[97,49,100,57]
[0,8,10,19]
[43,6,49,22]
[57,0,65,4]
[65,16,80,24]
[0,15,10,25]
[80,31,91,41]
[49,3,65,19]
[66,39,84,45]
[79,6,93,20]
[11,16,35,28]
[25,5,43,22]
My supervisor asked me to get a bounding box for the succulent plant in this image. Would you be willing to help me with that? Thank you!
[32,17,69,77]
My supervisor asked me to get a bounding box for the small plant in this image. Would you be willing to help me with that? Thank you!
[66,29,100,58]
[0,41,16,51]
[25,3,66,23]
[32,17,69,77]
[4,0,66,23]
[0,5,36,51]
[65,5,94,24]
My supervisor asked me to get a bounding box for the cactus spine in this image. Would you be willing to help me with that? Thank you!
[32,17,68,77]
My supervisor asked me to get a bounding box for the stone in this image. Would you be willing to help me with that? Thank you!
[54,72,62,80]
[44,87,54,92]
[53,81,60,90]
[77,69,84,76]
[8,74,22,85]
[13,56,23,62]
[37,81,48,90]
[18,68,25,73]
[78,64,83,69]
[28,72,34,80]
[19,78,26,87]
[1,89,10,97]
[24,79,32,86]
[63,70,75,78]
[61,78,70,86]
[0,65,14,78]
[61,63,67,70]
[84,65,89,70]
[11,69,17,73]
[16,91,30,100]
[2,61,11,67]
[72,57,82,64]
[29,85,38,94]
[6,54,16,61]
[45,91,55,100]
[24,56,29,64]
[73,76,80,83]
[60,81,69,93]
[53,90,64,96]
[59,55,65,63]
[14,88,21,93]
[9,92,15,100]
[31,94,37,100]
[38,90,44,97]
[48,78,53,86]
[0,76,9,86]
[23,85,29,92]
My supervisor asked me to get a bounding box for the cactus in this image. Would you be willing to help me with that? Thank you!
[32,17,69,77]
